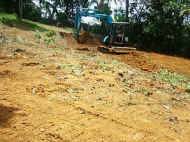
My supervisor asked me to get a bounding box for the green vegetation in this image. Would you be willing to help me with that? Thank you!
[128,0,190,57]
[34,30,42,43]
[34,30,57,47]
[44,31,56,47]
[0,13,16,21]
[154,69,190,89]
[0,13,47,31]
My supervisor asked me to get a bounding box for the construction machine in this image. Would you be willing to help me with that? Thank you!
[74,8,135,53]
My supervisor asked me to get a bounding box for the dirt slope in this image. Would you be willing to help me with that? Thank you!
[0,24,190,142]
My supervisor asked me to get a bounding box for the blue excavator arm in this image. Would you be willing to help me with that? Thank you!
[74,8,113,42]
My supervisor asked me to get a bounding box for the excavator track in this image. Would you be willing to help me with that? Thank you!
[98,46,136,54]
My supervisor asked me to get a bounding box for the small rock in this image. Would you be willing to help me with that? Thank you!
[40,128,45,132]
[168,116,178,123]
[32,88,36,95]
[142,68,150,72]
[91,86,95,90]
[109,84,115,87]
[162,105,170,110]
[14,48,25,53]
[118,72,124,78]
[185,89,190,93]
[56,65,61,70]
[122,78,127,83]
[80,110,86,114]
[63,76,69,80]
[127,102,136,106]
[122,89,128,93]
[171,97,181,102]
[96,78,104,82]
[97,97,102,101]
[145,92,153,97]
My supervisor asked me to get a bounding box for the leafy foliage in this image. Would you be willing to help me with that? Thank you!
[128,0,190,57]
[0,13,47,31]
[23,1,41,21]
[34,30,57,47]
[43,31,56,47]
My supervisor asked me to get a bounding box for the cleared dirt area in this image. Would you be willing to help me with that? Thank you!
[113,51,190,77]
[0,24,190,142]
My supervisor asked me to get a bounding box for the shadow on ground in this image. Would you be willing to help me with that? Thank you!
[0,104,19,127]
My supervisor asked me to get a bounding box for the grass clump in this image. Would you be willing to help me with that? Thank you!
[154,69,190,89]
[0,13,47,31]
[0,13,16,22]
[34,30,57,47]
[44,31,56,47]
[34,30,42,43]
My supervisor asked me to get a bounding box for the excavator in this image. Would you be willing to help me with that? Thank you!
[74,8,135,53]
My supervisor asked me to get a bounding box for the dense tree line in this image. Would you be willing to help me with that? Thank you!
[0,0,17,13]
[128,0,190,57]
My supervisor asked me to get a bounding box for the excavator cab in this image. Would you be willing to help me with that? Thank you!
[100,22,135,53]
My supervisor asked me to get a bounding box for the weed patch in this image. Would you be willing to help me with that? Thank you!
[154,69,190,89]
[0,13,47,31]
[34,30,57,48]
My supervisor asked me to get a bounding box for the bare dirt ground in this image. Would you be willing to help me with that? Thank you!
[112,51,190,77]
[0,24,190,142]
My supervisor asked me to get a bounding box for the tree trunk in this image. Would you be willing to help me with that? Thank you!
[98,0,104,9]
[126,0,129,22]
[18,0,23,20]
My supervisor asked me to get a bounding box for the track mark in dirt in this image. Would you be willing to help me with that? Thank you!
[0,55,12,65]
[44,70,58,76]
[0,60,9,65]
[113,52,159,72]
[72,131,85,140]
[65,104,177,141]
[22,62,40,66]
[0,70,15,78]
[69,104,151,133]
[41,66,63,76]
[0,55,11,60]
[45,132,67,142]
